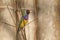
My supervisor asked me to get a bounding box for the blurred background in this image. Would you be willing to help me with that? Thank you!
[0,0,60,40]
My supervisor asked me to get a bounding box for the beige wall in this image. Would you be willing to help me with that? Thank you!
[0,0,16,40]
[37,0,60,40]
[0,0,60,40]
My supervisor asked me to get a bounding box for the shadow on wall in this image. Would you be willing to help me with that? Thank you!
[56,0,60,16]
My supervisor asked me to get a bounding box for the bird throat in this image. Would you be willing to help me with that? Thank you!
[23,15,28,20]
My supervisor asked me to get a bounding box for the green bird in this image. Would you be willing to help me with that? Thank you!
[16,10,30,40]
[19,9,30,29]
[19,10,30,29]
[17,9,30,33]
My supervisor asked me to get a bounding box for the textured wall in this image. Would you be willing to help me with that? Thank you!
[37,0,60,40]
[0,9,16,40]
[0,0,60,40]
[0,0,16,40]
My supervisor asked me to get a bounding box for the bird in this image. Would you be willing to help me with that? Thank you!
[18,9,30,32]
[16,10,30,40]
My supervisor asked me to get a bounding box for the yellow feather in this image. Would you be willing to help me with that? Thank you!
[20,19,28,28]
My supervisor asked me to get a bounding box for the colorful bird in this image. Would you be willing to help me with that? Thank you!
[16,10,30,40]
[18,9,30,31]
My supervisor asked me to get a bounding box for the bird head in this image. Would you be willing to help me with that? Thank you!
[26,10,30,15]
